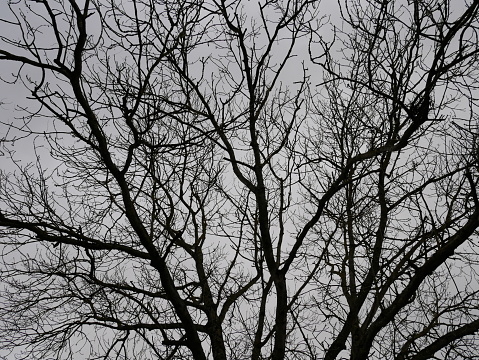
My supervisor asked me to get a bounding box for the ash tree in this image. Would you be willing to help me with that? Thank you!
[1,0,479,359]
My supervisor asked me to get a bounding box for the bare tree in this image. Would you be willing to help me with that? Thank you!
[0,0,479,359]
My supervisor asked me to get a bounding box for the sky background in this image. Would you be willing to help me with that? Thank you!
[0,1,478,359]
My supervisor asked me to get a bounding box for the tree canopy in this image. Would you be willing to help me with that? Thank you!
[1,0,479,359]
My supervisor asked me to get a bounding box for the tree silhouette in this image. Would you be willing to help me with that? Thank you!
[1,0,479,359]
